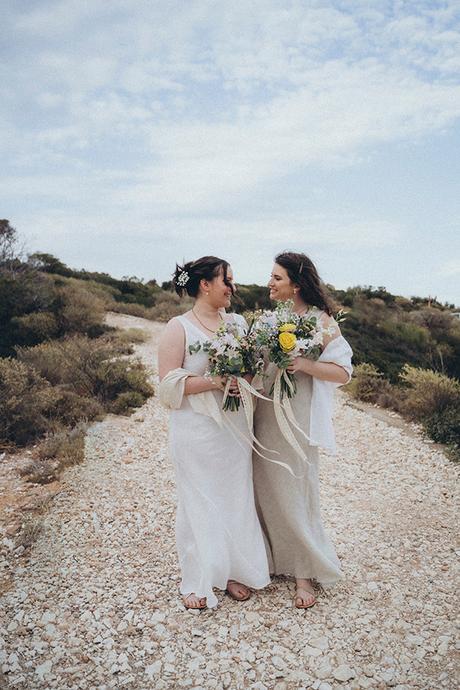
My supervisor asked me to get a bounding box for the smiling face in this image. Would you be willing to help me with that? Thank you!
[201,264,235,309]
[268,263,296,302]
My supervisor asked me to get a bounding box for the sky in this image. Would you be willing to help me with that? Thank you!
[1,0,459,305]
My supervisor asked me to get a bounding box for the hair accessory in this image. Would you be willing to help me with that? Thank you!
[299,261,304,274]
[177,269,190,287]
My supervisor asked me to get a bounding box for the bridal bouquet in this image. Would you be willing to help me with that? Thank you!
[253,300,336,400]
[189,321,264,411]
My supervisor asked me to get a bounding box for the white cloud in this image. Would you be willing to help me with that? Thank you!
[439,259,460,278]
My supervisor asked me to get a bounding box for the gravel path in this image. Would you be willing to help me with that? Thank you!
[1,313,458,690]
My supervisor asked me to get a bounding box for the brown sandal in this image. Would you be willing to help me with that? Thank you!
[226,580,251,601]
[182,593,207,610]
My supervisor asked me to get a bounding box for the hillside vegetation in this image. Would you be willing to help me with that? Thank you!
[1,220,458,459]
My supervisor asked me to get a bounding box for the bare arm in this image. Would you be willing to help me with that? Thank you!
[287,314,350,384]
[158,318,226,394]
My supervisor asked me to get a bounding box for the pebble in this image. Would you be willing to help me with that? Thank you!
[1,314,457,690]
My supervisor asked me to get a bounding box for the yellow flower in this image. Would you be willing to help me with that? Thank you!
[279,323,297,332]
[279,331,297,352]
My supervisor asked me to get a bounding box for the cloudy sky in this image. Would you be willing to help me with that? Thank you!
[1,0,459,304]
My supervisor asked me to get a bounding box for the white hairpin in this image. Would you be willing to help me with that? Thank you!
[177,270,190,287]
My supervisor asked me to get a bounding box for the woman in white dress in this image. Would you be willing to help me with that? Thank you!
[253,251,353,609]
[158,256,270,609]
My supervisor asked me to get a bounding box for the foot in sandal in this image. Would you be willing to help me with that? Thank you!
[182,593,207,609]
[226,580,251,601]
[293,578,317,609]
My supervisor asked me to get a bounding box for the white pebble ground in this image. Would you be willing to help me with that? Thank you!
[1,314,458,690]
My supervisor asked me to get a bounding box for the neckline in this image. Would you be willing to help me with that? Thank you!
[181,313,233,339]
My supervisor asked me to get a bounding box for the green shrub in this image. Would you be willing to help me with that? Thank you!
[95,359,154,406]
[17,336,110,394]
[346,363,394,404]
[148,292,193,321]
[49,390,104,425]
[10,311,59,345]
[38,424,86,468]
[399,365,460,420]
[108,301,151,317]
[0,358,56,446]
[115,328,148,344]
[109,391,147,415]
[423,405,460,448]
[55,283,106,335]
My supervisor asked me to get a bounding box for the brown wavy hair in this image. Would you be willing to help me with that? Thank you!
[173,256,234,298]
[274,251,335,315]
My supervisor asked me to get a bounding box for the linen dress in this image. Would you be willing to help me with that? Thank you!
[253,309,352,587]
[168,314,270,607]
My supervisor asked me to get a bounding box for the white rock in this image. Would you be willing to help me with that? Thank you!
[145,661,162,678]
[272,656,286,670]
[333,665,355,682]
[35,660,52,680]
[309,636,329,650]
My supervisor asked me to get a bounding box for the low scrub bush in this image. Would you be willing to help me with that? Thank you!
[10,311,59,345]
[108,302,151,318]
[115,328,148,345]
[39,424,86,469]
[148,291,193,321]
[346,363,394,404]
[96,359,154,409]
[0,358,56,447]
[399,365,460,420]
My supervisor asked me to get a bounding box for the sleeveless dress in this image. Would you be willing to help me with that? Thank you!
[168,313,270,607]
[253,309,347,586]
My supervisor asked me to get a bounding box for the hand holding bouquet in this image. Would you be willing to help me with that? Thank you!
[189,320,264,411]
[253,300,336,400]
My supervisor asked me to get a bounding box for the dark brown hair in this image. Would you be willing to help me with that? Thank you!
[173,256,234,298]
[274,251,335,315]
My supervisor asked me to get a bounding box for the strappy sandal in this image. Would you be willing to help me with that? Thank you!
[182,593,207,610]
[293,586,317,609]
[226,580,251,601]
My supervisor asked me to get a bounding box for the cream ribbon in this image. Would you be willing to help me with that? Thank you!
[222,376,304,478]
[272,368,312,467]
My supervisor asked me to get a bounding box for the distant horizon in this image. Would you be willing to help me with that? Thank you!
[20,232,459,308]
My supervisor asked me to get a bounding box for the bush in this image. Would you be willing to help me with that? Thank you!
[49,390,104,425]
[147,292,193,321]
[17,335,154,412]
[346,363,394,404]
[38,424,86,468]
[55,283,106,336]
[109,391,147,415]
[399,365,460,420]
[108,301,152,317]
[9,311,59,345]
[95,359,154,407]
[115,328,148,344]
[424,405,460,448]
[0,358,56,446]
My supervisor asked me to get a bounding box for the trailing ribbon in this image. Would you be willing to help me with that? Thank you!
[272,369,312,467]
[223,376,304,478]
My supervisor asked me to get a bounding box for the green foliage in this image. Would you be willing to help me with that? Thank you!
[346,363,394,404]
[147,291,193,321]
[424,406,460,450]
[0,358,56,446]
[348,361,460,456]
[399,365,460,420]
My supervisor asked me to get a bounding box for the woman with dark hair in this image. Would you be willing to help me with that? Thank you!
[158,256,270,609]
[253,251,353,609]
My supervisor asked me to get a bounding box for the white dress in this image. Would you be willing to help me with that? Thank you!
[168,314,271,607]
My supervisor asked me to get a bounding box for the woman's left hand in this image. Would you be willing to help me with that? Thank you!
[286,357,309,374]
[228,376,241,397]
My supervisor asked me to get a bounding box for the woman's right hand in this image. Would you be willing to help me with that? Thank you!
[209,375,227,391]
